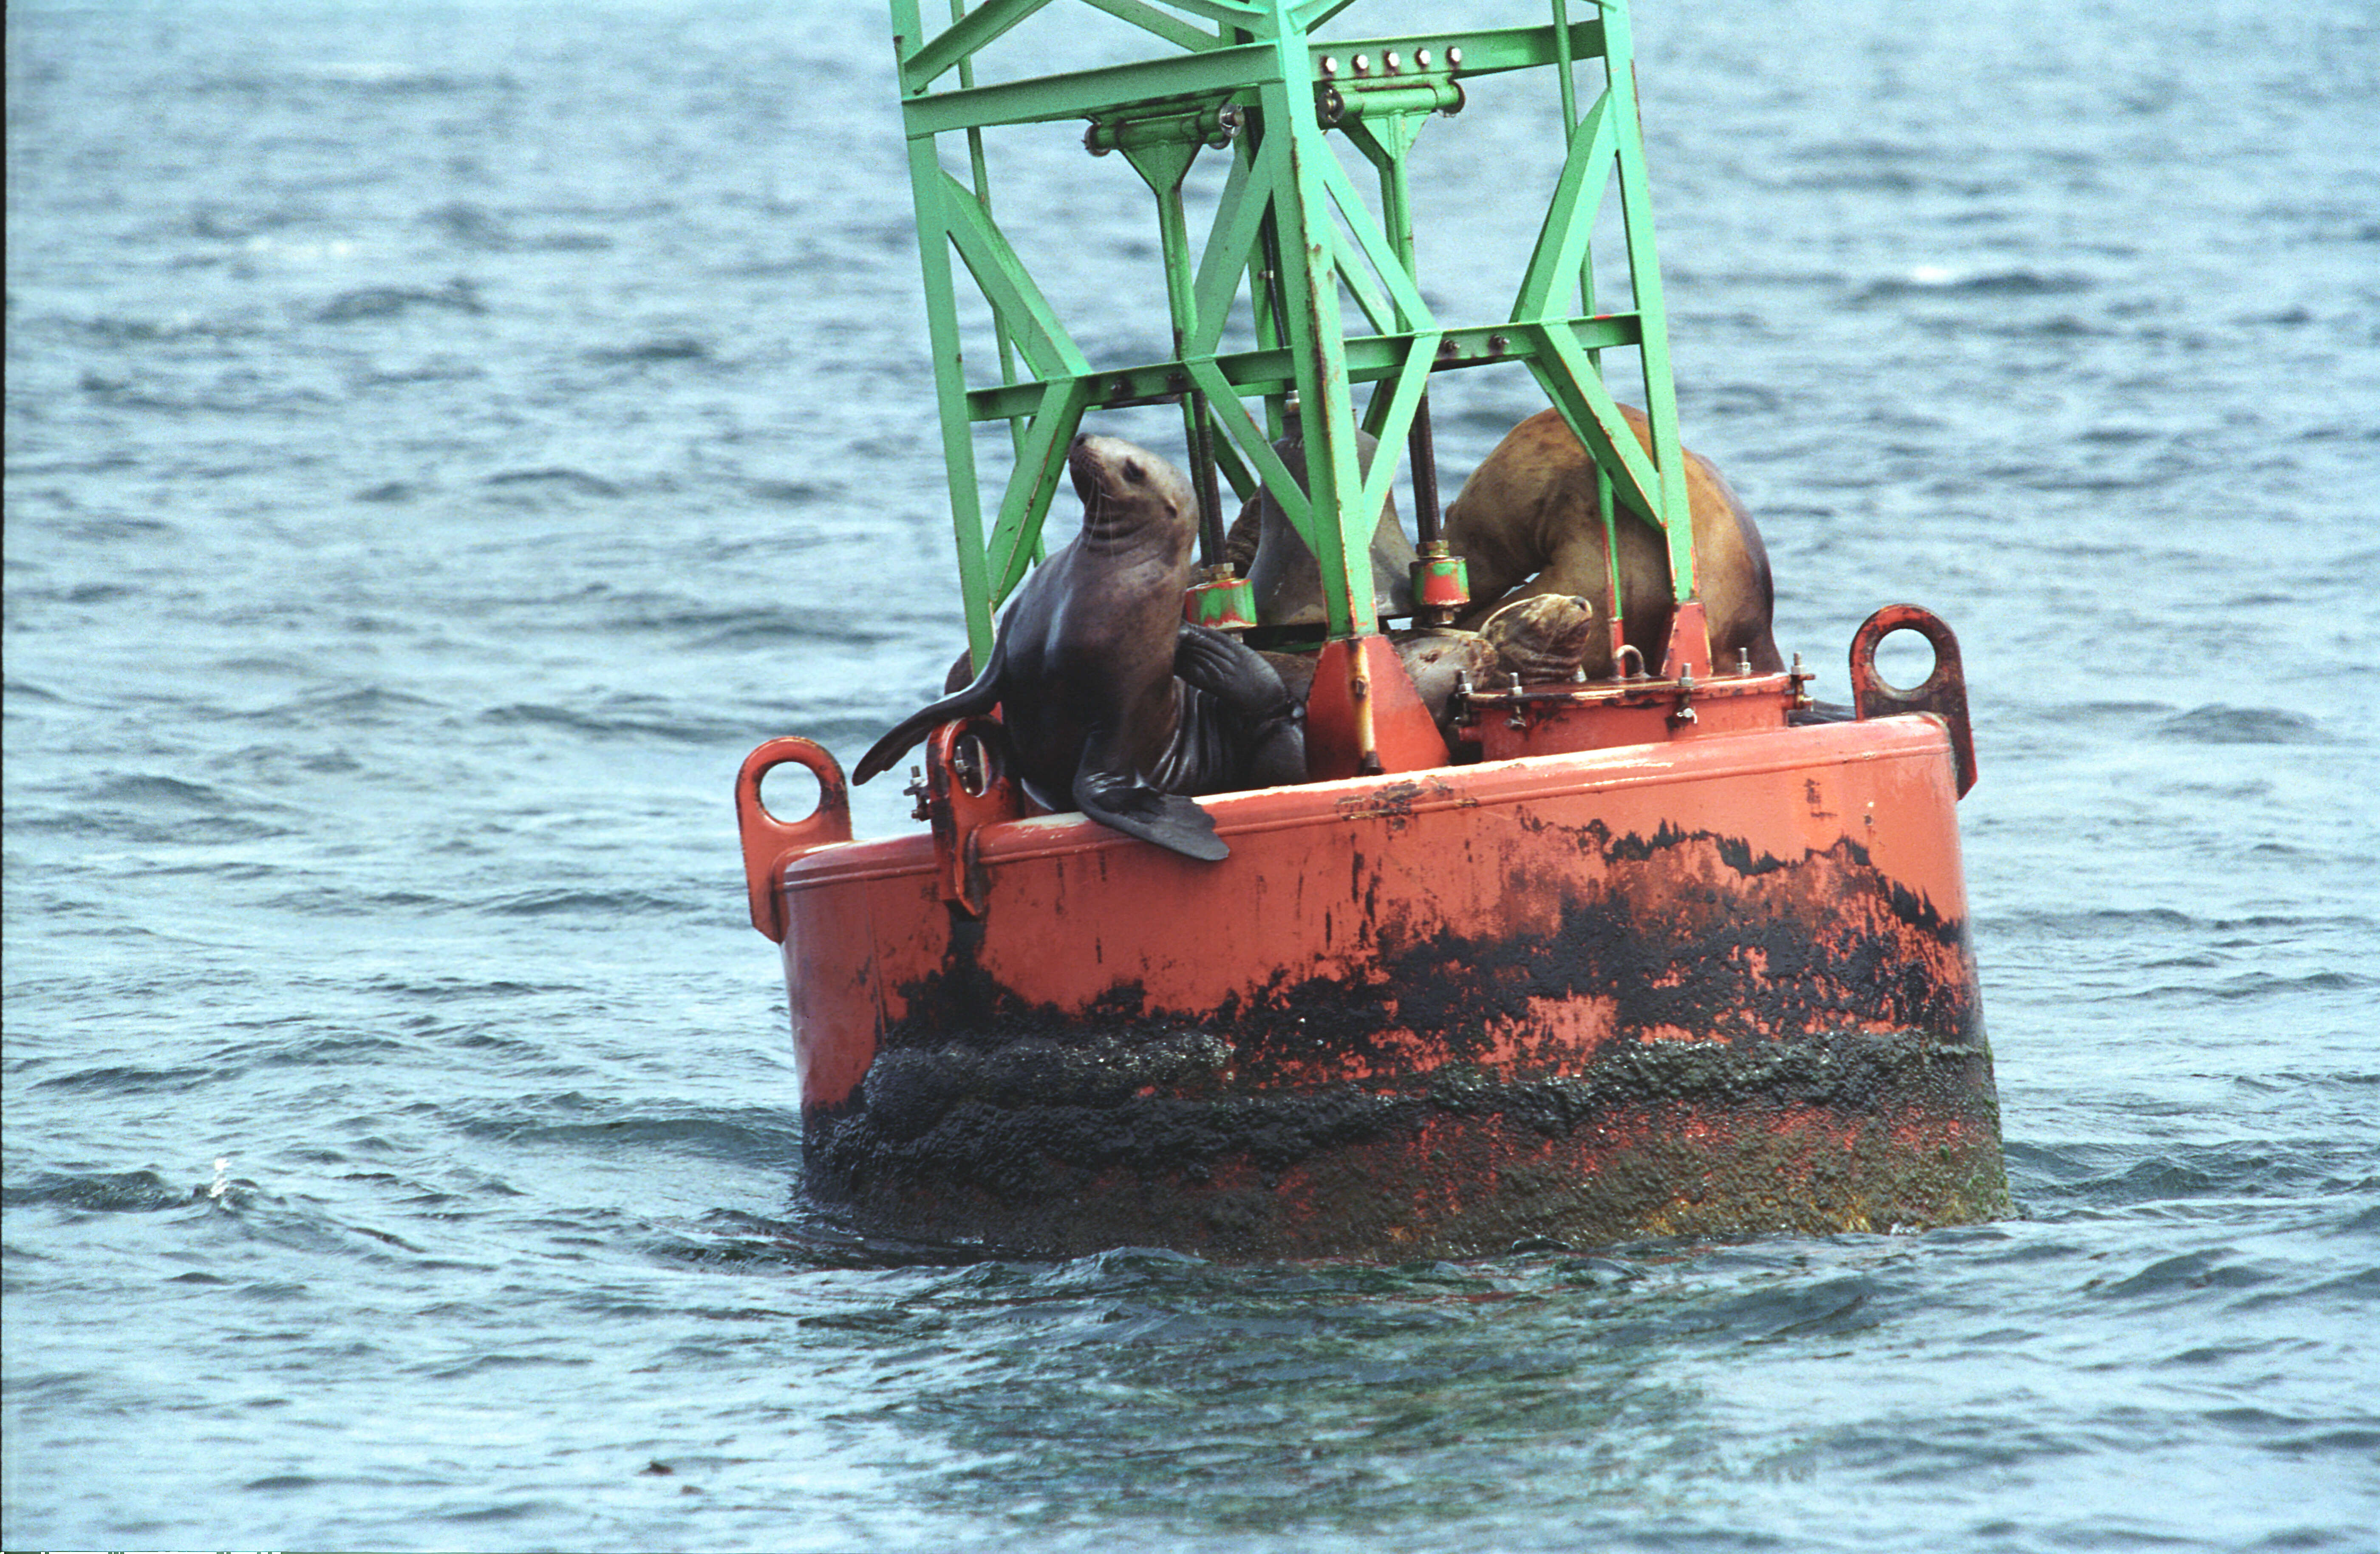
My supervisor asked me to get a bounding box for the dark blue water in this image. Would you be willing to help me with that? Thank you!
[6,1,2377,1548]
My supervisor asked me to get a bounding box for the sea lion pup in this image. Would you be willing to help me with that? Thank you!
[853,434,1302,862]
[1223,424,1418,626]
[1444,404,1785,680]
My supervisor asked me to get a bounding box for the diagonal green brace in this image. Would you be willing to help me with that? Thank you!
[1511,89,1616,325]
[984,376,1094,605]
[938,171,1091,381]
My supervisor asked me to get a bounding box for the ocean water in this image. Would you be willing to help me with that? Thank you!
[6,0,2377,1548]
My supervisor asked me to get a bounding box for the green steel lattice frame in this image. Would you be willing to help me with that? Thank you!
[887,0,1695,666]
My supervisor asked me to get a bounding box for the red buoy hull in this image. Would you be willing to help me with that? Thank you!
[758,713,2006,1259]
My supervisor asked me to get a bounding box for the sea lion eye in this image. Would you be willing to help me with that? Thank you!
[1123,459,1146,484]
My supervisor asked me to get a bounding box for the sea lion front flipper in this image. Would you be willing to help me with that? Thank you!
[1173,623,1289,705]
[851,638,1007,785]
[1073,740,1228,862]
[1173,623,1305,789]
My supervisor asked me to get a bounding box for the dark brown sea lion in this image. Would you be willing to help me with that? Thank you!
[1445,404,1784,679]
[1224,424,1417,627]
[853,435,1302,861]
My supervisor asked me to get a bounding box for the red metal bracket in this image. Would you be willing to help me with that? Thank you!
[1849,604,1977,798]
[1305,634,1449,782]
[1658,598,1714,681]
[923,718,1026,916]
[735,737,854,942]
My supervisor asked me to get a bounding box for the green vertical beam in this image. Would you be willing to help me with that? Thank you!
[1117,129,1231,566]
[895,0,999,666]
[1254,13,1371,639]
[951,0,1030,477]
[1597,0,1693,602]
[1550,0,1624,641]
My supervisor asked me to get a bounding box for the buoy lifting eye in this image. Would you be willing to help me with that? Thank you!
[1848,605,1976,798]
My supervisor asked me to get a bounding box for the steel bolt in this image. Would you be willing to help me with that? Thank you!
[1352,53,1370,75]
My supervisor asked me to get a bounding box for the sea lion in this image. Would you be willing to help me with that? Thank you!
[1255,630,1500,749]
[1223,424,1417,626]
[1445,404,1784,679]
[1390,629,1501,741]
[853,434,1302,862]
[1479,593,1598,684]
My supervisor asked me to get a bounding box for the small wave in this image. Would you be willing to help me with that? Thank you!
[1,1168,198,1212]
[421,201,611,253]
[1854,267,2094,303]
[261,886,446,915]
[1998,906,2198,935]
[85,773,246,809]
[2095,1249,2281,1303]
[2012,1141,2357,1209]
[362,975,566,1000]
[2157,704,2337,745]
[687,607,879,649]
[1790,169,1927,195]
[476,700,747,743]
[245,683,444,727]
[438,1499,564,1525]
[585,337,711,365]
[475,887,692,917]
[354,357,488,389]
[2209,969,2376,1001]
[749,478,832,505]
[195,62,506,96]
[314,280,485,323]
[243,1475,321,1493]
[585,592,881,644]
[3,675,71,704]
[456,1105,800,1165]
[479,467,623,498]
[423,201,513,252]
[67,312,267,344]
[31,1064,232,1096]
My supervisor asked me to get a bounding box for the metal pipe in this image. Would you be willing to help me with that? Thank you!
[1408,393,1443,547]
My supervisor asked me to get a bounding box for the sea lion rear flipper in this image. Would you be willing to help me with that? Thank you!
[851,639,1007,785]
[1073,751,1228,862]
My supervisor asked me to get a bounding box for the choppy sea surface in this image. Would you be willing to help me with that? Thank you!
[7,0,2377,1548]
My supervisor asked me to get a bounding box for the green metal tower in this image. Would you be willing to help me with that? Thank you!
[888,0,1698,702]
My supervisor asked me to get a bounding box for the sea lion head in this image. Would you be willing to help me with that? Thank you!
[1068,433,1197,546]
[1481,593,1597,684]
[1234,425,1417,626]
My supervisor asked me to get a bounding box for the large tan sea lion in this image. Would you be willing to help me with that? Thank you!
[1445,404,1784,679]
[854,435,1303,861]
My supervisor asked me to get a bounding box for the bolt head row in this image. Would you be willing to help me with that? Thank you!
[1317,45,1458,77]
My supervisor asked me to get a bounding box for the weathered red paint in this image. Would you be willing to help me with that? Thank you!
[739,697,2007,1260]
